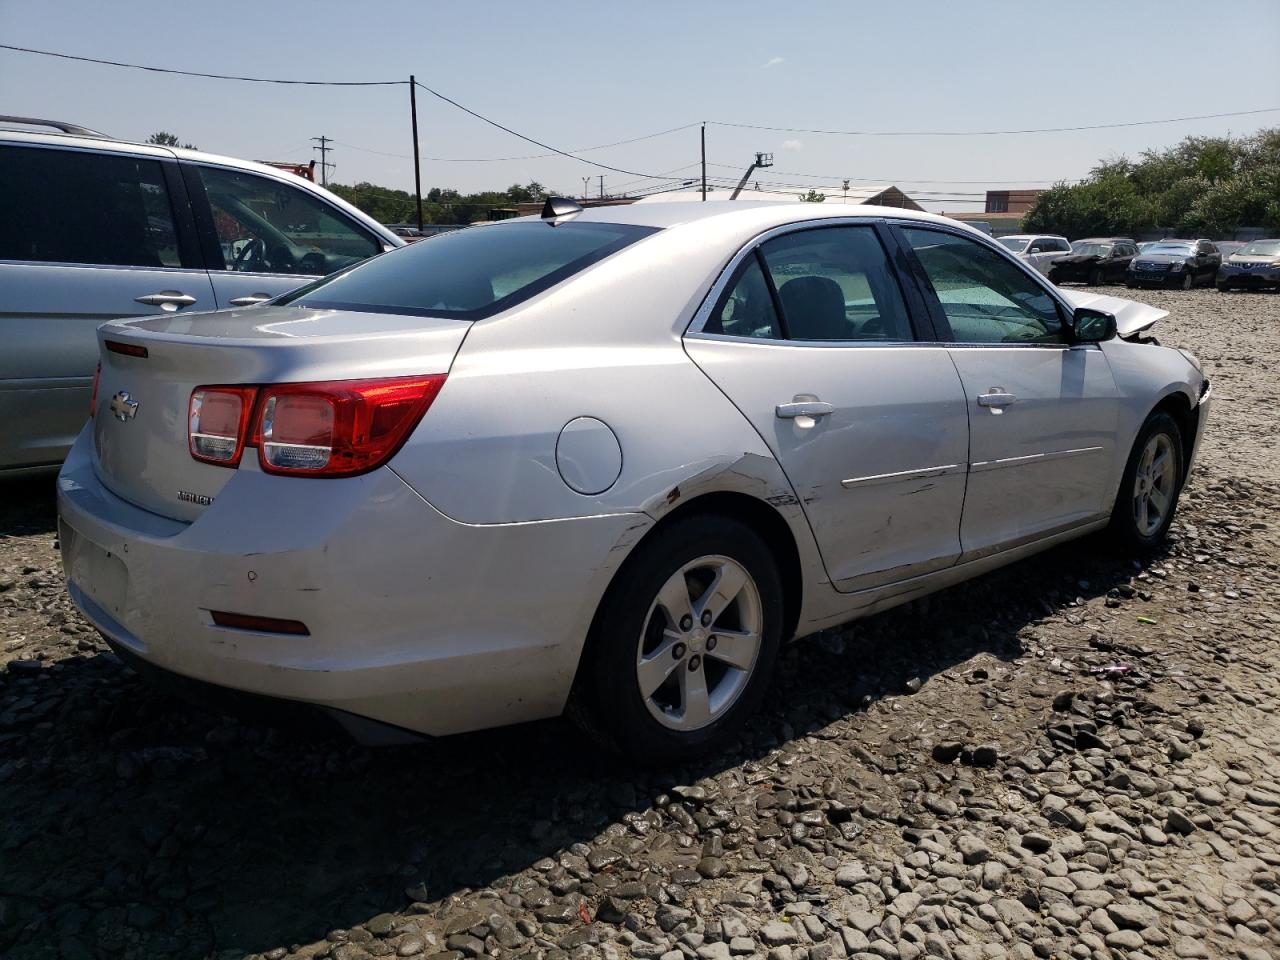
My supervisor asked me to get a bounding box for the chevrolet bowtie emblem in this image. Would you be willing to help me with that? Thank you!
[110,391,139,422]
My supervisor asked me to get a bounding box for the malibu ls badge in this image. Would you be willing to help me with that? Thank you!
[110,391,139,422]
[177,490,214,506]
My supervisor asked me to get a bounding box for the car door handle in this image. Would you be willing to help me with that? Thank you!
[135,290,197,311]
[977,389,1017,413]
[228,293,273,306]
[776,399,834,419]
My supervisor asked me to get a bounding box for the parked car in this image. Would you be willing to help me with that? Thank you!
[1213,241,1247,259]
[1126,239,1221,289]
[59,199,1210,761]
[1049,238,1139,286]
[996,234,1072,276]
[0,116,402,476]
[1216,238,1280,292]
[1136,241,1159,254]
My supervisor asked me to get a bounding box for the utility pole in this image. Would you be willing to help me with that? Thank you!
[311,136,333,187]
[598,175,605,200]
[409,76,424,231]
[843,179,849,202]
[701,123,707,201]
[581,176,591,199]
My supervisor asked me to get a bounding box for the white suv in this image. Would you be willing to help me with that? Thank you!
[0,116,402,475]
[997,234,1072,277]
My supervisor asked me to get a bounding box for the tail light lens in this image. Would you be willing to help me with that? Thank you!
[188,375,445,477]
[90,363,101,418]
[254,376,446,476]
[189,386,257,465]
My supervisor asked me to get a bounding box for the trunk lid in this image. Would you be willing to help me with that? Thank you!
[92,305,470,521]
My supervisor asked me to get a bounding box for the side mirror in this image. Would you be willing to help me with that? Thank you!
[1072,307,1117,344]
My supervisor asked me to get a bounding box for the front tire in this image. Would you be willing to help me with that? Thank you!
[1108,411,1184,553]
[1088,267,1103,287]
[1181,272,1194,290]
[571,515,784,763]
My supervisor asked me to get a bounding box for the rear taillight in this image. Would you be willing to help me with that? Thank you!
[90,363,101,418]
[189,386,257,465]
[188,375,445,476]
[253,376,446,476]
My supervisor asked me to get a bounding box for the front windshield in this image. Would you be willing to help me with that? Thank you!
[1146,242,1195,255]
[1073,243,1113,257]
[1237,240,1280,257]
[998,238,1029,253]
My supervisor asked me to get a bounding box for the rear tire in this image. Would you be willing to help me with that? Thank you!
[1107,411,1184,553]
[571,514,784,763]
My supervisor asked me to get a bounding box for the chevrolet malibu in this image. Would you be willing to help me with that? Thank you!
[59,199,1211,761]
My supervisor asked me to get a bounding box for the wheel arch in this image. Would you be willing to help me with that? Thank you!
[1150,389,1199,476]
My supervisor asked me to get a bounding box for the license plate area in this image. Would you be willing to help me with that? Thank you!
[60,520,129,621]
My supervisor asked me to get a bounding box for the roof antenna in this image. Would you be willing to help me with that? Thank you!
[541,196,583,222]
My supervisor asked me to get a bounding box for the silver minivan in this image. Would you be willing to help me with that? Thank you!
[0,117,402,475]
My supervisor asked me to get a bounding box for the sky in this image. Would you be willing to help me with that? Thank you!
[2,0,1279,213]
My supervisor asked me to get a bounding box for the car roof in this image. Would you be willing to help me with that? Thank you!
[0,126,402,246]
[510,200,987,237]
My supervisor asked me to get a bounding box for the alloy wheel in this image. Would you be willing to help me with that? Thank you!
[635,555,762,731]
[1133,433,1177,537]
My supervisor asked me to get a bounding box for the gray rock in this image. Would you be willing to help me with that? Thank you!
[759,922,800,946]
[1106,903,1159,930]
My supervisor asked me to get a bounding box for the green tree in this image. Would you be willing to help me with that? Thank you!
[798,189,826,202]
[146,131,198,150]
[1022,127,1280,237]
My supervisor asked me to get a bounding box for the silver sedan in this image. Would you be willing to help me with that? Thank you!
[58,199,1210,762]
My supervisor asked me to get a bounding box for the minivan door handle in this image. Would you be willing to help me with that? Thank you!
[135,290,197,311]
[228,293,273,306]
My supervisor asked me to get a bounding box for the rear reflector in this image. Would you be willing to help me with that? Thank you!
[210,610,310,636]
[189,386,257,466]
[104,340,149,358]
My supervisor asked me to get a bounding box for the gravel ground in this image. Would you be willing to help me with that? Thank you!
[2,287,1279,960]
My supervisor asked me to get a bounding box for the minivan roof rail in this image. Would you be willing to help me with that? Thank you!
[0,115,108,137]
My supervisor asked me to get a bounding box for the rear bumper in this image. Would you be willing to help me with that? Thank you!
[57,427,649,736]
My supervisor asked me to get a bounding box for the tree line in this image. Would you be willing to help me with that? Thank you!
[1023,128,1280,238]
[327,181,557,225]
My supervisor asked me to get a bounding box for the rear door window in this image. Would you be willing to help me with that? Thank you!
[280,220,658,319]
[756,226,914,342]
[0,145,182,268]
[197,166,380,277]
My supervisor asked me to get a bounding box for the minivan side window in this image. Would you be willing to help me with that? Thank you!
[902,227,1064,344]
[198,166,380,277]
[0,146,181,268]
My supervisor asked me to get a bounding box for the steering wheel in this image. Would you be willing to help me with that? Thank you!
[232,238,265,272]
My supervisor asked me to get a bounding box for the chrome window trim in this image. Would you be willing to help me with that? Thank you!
[0,258,208,274]
[683,217,927,347]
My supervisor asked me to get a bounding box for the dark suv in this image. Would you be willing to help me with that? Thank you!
[1126,239,1221,290]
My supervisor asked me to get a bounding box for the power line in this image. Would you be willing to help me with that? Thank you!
[0,42,404,86]
[411,80,664,178]
[334,122,701,163]
[707,107,1280,137]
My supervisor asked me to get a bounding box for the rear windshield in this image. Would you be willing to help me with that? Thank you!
[278,219,658,319]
